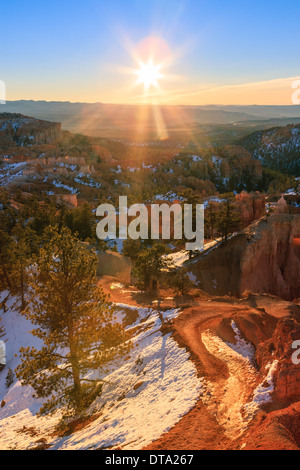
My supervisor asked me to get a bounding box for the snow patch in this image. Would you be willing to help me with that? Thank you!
[0,296,202,450]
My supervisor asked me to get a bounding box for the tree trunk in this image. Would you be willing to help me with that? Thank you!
[66,301,82,408]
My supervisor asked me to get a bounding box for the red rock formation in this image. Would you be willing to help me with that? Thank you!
[241,402,300,450]
[55,194,77,208]
[285,194,300,214]
[235,191,266,227]
[186,214,300,301]
[272,318,300,402]
[239,214,300,300]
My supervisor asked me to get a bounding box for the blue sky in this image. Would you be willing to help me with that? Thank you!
[1,0,300,104]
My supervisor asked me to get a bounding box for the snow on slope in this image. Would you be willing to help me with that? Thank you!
[0,293,202,450]
[164,238,223,269]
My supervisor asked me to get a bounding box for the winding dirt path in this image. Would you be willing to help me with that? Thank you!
[145,302,259,450]
[200,329,257,440]
[99,278,299,450]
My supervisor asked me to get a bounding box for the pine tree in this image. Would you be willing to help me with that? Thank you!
[73,203,94,240]
[5,368,14,389]
[15,227,131,416]
[134,243,171,291]
[10,225,33,311]
[204,202,218,240]
[180,188,203,259]
[171,268,194,296]
[122,238,142,261]
[216,193,241,243]
[0,230,13,291]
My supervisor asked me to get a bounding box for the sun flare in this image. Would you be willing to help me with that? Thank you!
[135,60,163,90]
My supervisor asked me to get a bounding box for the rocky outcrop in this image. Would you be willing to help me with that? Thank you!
[0,113,62,147]
[187,214,300,300]
[239,214,300,300]
[97,251,131,283]
[285,194,300,214]
[272,318,300,402]
[240,402,300,450]
[55,194,78,208]
[235,191,266,227]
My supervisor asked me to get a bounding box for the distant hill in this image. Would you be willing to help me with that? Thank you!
[239,124,300,176]
[2,101,300,142]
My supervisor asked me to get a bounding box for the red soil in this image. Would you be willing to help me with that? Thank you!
[99,275,300,450]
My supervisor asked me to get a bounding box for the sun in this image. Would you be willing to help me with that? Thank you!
[135,60,163,91]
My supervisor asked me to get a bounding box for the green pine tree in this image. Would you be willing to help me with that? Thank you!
[216,193,241,243]
[171,268,194,296]
[5,368,14,389]
[134,243,171,291]
[10,225,33,311]
[16,226,131,416]
[0,230,13,291]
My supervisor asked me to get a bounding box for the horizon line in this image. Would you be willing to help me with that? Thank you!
[3,99,300,108]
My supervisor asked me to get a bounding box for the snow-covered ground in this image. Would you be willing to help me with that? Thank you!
[0,293,202,450]
[0,162,26,186]
[51,179,79,194]
[164,237,224,268]
[74,173,101,189]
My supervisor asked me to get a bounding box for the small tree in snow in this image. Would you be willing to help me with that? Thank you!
[16,227,131,416]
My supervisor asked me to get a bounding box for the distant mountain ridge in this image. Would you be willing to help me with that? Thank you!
[1,101,300,140]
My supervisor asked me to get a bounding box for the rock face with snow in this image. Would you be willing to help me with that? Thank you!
[239,124,300,175]
[0,113,62,147]
[187,214,300,300]
[239,313,300,404]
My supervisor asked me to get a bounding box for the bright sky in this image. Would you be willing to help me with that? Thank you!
[1,0,300,105]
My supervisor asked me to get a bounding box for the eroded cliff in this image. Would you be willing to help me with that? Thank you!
[187,214,300,301]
